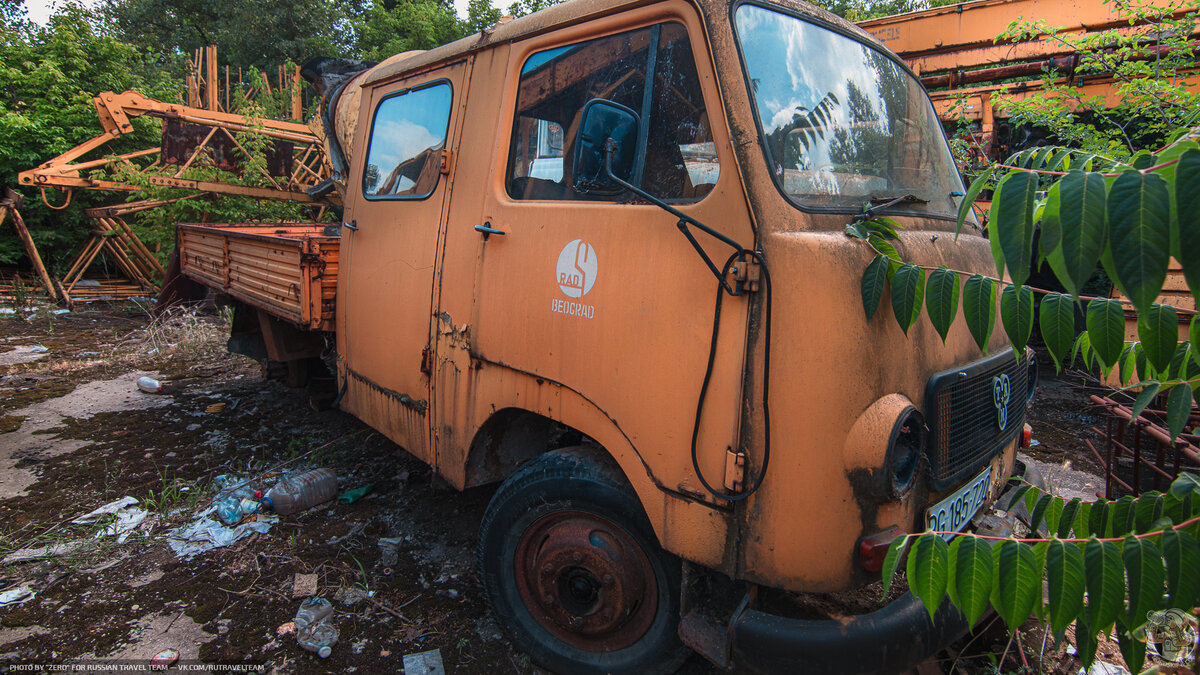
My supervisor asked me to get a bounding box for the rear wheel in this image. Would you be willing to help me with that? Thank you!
[478,447,688,674]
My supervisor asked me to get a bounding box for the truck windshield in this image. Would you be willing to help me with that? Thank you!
[734,4,965,219]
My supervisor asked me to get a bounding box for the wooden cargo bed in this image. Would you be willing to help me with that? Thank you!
[178,223,338,331]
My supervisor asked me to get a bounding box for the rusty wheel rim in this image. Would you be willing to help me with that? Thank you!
[513,509,659,652]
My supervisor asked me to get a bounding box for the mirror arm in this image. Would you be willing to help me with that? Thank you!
[603,140,744,295]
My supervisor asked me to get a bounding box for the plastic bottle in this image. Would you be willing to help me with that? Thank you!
[261,469,337,515]
[214,494,260,526]
[136,376,162,393]
[296,620,338,658]
[293,597,333,631]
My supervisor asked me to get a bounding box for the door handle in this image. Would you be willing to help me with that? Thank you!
[342,220,358,231]
[474,222,506,240]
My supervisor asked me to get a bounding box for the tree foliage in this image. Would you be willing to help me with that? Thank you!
[0,2,180,267]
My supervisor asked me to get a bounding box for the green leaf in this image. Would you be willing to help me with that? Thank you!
[881,534,909,598]
[925,267,960,344]
[1161,529,1199,612]
[1192,315,1200,370]
[891,263,926,336]
[1133,492,1164,533]
[1138,303,1178,374]
[1130,381,1161,421]
[1086,298,1126,369]
[1046,496,1065,536]
[1116,623,1146,675]
[1045,171,1107,297]
[1176,149,1200,308]
[1046,539,1086,638]
[1165,383,1193,442]
[1089,499,1109,537]
[1000,284,1035,353]
[1075,617,1100,670]
[1030,493,1053,533]
[992,171,1038,287]
[862,255,888,322]
[906,534,949,621]
[956,165,994,239]
[963,274,996,353]
[992,540,1039,632]
[1039,181,1062,268]
[1123,535,1165,630]
[1006,483,1033,512]
[1085,538,1124,634]
[949,535,993,626]
[1110,495,1137,537]
[1108,170,1171,314]
[1119,342,1138,386]
[1039,292,1076,372]
[1075,501,1092,541]
[1059,498,1082,539]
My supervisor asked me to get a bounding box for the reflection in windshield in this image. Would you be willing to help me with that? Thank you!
[735,5,964,217]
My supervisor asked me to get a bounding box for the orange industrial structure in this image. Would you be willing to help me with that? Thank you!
[170,0,1042,672]
[859,0,1200,160]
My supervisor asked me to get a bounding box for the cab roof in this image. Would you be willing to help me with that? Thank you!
[361,0,878,87]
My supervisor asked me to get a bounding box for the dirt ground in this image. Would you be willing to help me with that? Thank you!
[0,303,1156,674]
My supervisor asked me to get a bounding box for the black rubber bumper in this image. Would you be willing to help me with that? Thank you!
[730,591,970,674]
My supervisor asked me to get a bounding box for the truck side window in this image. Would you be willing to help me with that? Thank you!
[507,22,719,202]
[362,81,452,199]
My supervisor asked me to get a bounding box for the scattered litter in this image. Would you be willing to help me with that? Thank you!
[337,483,374,504]
[150,649,179,668]
[1029,439,1041,447]
[277,622,297,636]
[217,619,231,634]
[380,650,390,657]
[165,506,277,558]
[2,543,81,563]
[333,586,373,606]
[294,597,338,658]
[293,573,318,599]
[28,345,48,354]
[351,639,367,655]
[51,309,69,315]
[72,496,150,543]
[402,648,445,675]
[0,586,36,607]
[378,538,401,568]
[0,308,12,316]
[76,351,99,357]
[136,376,163,394]
[205,402,227,414]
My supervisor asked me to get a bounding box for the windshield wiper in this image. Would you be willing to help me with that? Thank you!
[852,193,928,222]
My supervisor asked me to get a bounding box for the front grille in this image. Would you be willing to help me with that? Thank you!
[925,349,1027,491]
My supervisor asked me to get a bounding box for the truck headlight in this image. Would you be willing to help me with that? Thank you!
[887,408,924,496]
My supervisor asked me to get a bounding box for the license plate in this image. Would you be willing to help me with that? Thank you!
[926,467,992,540]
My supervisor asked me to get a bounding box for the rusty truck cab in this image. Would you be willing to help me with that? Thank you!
[319,0,1035,671]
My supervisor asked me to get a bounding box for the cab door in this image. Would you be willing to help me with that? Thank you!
[338,61,467,464]
[436,7,756,499]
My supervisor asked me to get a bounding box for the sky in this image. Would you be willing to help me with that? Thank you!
[21,0,474,25]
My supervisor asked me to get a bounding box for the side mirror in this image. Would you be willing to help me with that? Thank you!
[572,99,640,194]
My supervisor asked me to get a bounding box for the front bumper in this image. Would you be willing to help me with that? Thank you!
[726,459,1046,674]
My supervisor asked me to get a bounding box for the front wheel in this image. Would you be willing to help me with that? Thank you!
[477,447,689,675]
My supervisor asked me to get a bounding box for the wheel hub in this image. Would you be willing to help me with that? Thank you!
[514,510,658,651]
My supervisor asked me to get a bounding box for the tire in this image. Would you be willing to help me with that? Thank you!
[477,447,689,675]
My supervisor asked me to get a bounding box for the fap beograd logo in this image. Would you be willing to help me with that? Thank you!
[551,239,597,318]
[992,373,1011,431]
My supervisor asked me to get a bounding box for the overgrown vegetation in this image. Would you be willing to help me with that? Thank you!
[854,0,1200,667]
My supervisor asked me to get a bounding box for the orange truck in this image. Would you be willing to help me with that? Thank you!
[176,0,1040,671]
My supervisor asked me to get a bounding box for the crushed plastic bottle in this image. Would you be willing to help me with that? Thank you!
[294,597,337,658]
[261,469,337,516]
[136,376,162,394]
[297,619,338,658]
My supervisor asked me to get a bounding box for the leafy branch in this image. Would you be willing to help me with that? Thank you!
[882,474,1200,672]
